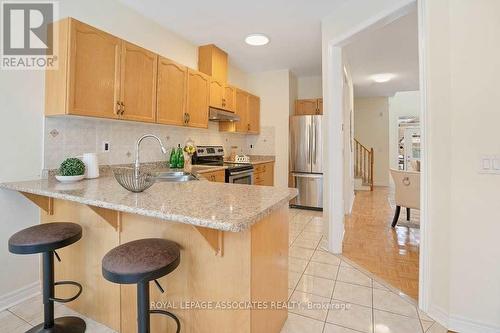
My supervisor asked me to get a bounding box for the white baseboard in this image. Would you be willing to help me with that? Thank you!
[0,281,41,312]
[428,303,500,333]
[449,314,500,333]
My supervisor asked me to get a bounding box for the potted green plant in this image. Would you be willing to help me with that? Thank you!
[55,158,86,183]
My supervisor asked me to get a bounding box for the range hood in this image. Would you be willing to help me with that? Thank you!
[209,107,240,122]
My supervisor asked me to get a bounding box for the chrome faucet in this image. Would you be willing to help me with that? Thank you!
[134,134,167,176]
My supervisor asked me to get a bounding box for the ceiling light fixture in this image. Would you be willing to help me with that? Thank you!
[245,33,270,46]
[371,73,395,83]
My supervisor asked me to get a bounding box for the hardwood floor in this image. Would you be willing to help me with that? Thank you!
[343,186,420,300]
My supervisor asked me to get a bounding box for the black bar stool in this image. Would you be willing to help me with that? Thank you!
[102,238,181,333]
[8,222,86,333]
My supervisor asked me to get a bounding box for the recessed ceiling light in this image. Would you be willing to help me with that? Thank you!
[371,73,395,83]
[245,33,270,46]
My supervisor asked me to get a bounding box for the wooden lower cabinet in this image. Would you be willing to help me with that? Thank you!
[199,170,225,182]
[253,162,274,186]
[40,199,289,333]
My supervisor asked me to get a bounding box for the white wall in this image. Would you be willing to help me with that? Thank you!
[0,71,44,309]
[388,91,420,170]
[297,75,323,99]
[247,70,293,188]
[354,97,390,186]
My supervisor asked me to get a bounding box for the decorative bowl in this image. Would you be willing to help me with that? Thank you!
[113,167,155,193]
[55,175,85,183]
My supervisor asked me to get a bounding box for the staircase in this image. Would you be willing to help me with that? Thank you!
[354,139,374,191]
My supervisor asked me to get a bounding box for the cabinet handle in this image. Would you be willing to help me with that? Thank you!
[120,102,125,115]
[247,124,250,131]
[115,101,121,115]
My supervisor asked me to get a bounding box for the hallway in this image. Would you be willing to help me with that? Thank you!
[343,187,420,299]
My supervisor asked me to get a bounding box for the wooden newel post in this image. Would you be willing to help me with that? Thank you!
[370,148,374,191]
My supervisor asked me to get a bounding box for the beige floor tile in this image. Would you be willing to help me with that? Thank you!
[332,281,372,308]
[337,266,372,287]
[280,312,324,333]
[297,231,323,241]
[292,237,320,249]
[0,311,33,333]
[418,308,434,322]
[289,246,315,260]
[340,260,353,268]
[372,288,418,318]
[288,288,294,299]
[373,309,423,333]
[426,322,448,333]
[311,250,341,266]
[421,320,434,332]
[372,280,390,291]
[327,301,373,333]
[323,323,362,333]
[289,291,330,321]
[289,257,309,273]
[289,271,302,289]
[304,262,339,280]
[295,275,335,298]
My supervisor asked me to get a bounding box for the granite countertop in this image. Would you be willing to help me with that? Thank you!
[0,176,297,232]
[224,155,276,165]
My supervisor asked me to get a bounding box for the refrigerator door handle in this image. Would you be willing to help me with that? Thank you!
[308,122,312,165]
[312,118,317,165]
[292,172,323,178]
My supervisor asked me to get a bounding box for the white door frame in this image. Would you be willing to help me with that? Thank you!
[324,0,431,310]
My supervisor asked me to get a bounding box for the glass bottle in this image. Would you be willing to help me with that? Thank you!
[176,144,184,169]
[169,147,177,168]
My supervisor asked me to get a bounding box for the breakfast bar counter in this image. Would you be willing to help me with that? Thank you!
[0,177,297,333]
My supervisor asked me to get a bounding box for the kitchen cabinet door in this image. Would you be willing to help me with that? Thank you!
[201,170,225,182]
[120,42,157,123]
[223,85,236,112]
[295,99,318,115]
[235,89,249,133]
[198,44,228,83]
[67,19,121,118]
[209,79,224,109]
[247,94,260,134]
[157,57,187,126]
[186,69,209,128]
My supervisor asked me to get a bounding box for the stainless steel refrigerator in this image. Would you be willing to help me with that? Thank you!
[290,115,323,210]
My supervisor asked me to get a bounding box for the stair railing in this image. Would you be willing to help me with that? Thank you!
[354,138,374,191]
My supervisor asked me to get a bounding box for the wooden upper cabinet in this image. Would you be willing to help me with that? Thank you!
[209,78,224,109]
[295,99,318,115]
[247,94,260,134]
[223,85,236,112]
[157,57,187,126]
[198,44,228,83]
[65,19,121,118]
[120,42,157,123]
[234,89,249,133]
[186,69,209,128]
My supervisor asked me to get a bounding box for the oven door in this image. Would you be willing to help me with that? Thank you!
[228,170,254,185]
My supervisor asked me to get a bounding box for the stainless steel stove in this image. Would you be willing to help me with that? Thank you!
[192,145,254,185]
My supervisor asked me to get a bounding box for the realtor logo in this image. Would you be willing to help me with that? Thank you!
[1,1,58,69]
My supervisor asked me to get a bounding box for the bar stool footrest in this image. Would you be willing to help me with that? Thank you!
[27,316,86,333]
[150,309,181,333]
[49,281,83,303]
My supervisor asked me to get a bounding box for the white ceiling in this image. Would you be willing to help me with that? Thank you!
[343,9,419,97]
[117,0,347,76]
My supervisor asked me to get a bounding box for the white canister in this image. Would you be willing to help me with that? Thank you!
[79,153,100,179]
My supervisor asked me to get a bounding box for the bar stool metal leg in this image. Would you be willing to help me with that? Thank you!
[26,251,86,333]
[137,281,150,333]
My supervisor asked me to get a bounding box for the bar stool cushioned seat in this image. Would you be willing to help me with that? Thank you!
[102,238,181,333]
[8,222,85,333]
[9,222,82,254]
[102,238,180,284]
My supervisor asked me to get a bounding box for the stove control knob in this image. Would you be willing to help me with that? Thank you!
[197,149,204,153]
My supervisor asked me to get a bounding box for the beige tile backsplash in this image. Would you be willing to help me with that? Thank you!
[44,116,275,169]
